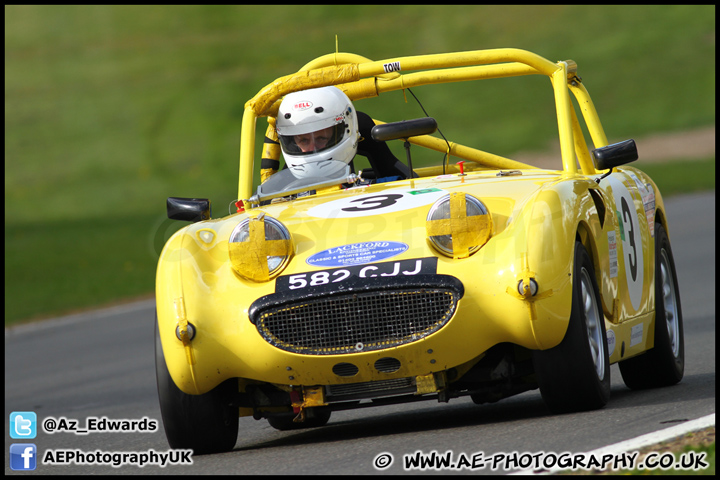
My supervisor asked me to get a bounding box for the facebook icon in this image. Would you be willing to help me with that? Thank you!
[10,444,37,471]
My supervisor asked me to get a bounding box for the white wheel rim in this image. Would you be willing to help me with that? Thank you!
[660,249,680,358]
[581,268,605,380]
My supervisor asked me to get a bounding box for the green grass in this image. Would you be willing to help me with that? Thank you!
[619,442,714,475]
[639,158,716,197]
[4,214,176,322]
[4,5,716,325]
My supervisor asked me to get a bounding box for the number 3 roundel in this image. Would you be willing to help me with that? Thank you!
[307,188,448,219]
[606,174,644,311]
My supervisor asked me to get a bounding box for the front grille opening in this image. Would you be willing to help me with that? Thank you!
[332,362,359,377]
[256,288,458,355]
[375,357,401,373]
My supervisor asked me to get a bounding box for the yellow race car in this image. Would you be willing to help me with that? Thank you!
[155,48,684,454]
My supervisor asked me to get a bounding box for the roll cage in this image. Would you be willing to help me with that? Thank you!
[237,48,612,202]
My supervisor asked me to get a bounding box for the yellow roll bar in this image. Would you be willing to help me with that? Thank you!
[237,48,609,200]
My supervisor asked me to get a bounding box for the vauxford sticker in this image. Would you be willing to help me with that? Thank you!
[306,241,408,267]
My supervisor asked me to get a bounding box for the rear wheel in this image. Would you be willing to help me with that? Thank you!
[155,318,238,454]
[533,241,610,413]
[619,223,684,388]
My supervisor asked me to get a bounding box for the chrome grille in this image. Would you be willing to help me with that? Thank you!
[255,288,458,355]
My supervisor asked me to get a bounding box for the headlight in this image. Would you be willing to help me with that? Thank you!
[426,193,492,258]
[228,213,293,282]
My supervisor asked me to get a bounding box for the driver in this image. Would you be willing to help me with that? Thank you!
[293,126,335,153]
[275,86,359,179]
[267,86,412,182]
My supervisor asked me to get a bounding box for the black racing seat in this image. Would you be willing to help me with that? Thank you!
[354,111,415,180]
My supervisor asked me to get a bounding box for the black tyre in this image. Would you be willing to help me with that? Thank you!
[532,241,610,413]
[155,318,238,454]
[267,407,331,431]
[618,223,684,389]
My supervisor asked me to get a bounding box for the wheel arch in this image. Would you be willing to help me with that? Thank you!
[654,205,669,236]
[576,215,602,290]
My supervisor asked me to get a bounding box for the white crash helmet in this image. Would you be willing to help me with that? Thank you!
[276,86,359,178]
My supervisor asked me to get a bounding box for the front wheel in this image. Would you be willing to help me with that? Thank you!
[155,318,238,454]
[619,223,684,389]
[532,241,610,413]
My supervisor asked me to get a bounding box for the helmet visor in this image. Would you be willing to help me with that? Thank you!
[279,123,347,156]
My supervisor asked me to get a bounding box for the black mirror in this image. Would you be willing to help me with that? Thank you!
[592,139,638,170]
[371,117,438,142]
[167,197,211,222]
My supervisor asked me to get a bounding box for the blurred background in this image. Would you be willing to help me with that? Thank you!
[5,5,715,324]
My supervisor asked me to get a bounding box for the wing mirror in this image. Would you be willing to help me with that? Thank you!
[370,117,438,142]
[593,139,638,184]
[167,197,211,222]
[371,117,438,177]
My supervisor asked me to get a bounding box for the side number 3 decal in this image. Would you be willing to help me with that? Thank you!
[607,174,645,312]
[621,196,638,282]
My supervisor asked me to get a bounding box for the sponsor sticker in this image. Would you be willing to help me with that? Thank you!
[642,186,656,237]
[608,230,618,279]
[630,323,644,347]
[606,329,616,357]
[627,172,656,237]
[306,241,408,267]
[627,172,648,196]
[408,188,442,195]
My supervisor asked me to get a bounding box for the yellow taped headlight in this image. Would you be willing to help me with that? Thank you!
[426,192,492,259]
[228,213,293,282]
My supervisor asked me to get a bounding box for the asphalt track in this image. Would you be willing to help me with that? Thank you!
[4,191,715,475]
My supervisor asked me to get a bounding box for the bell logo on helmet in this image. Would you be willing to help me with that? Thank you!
[294,101,313,111]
